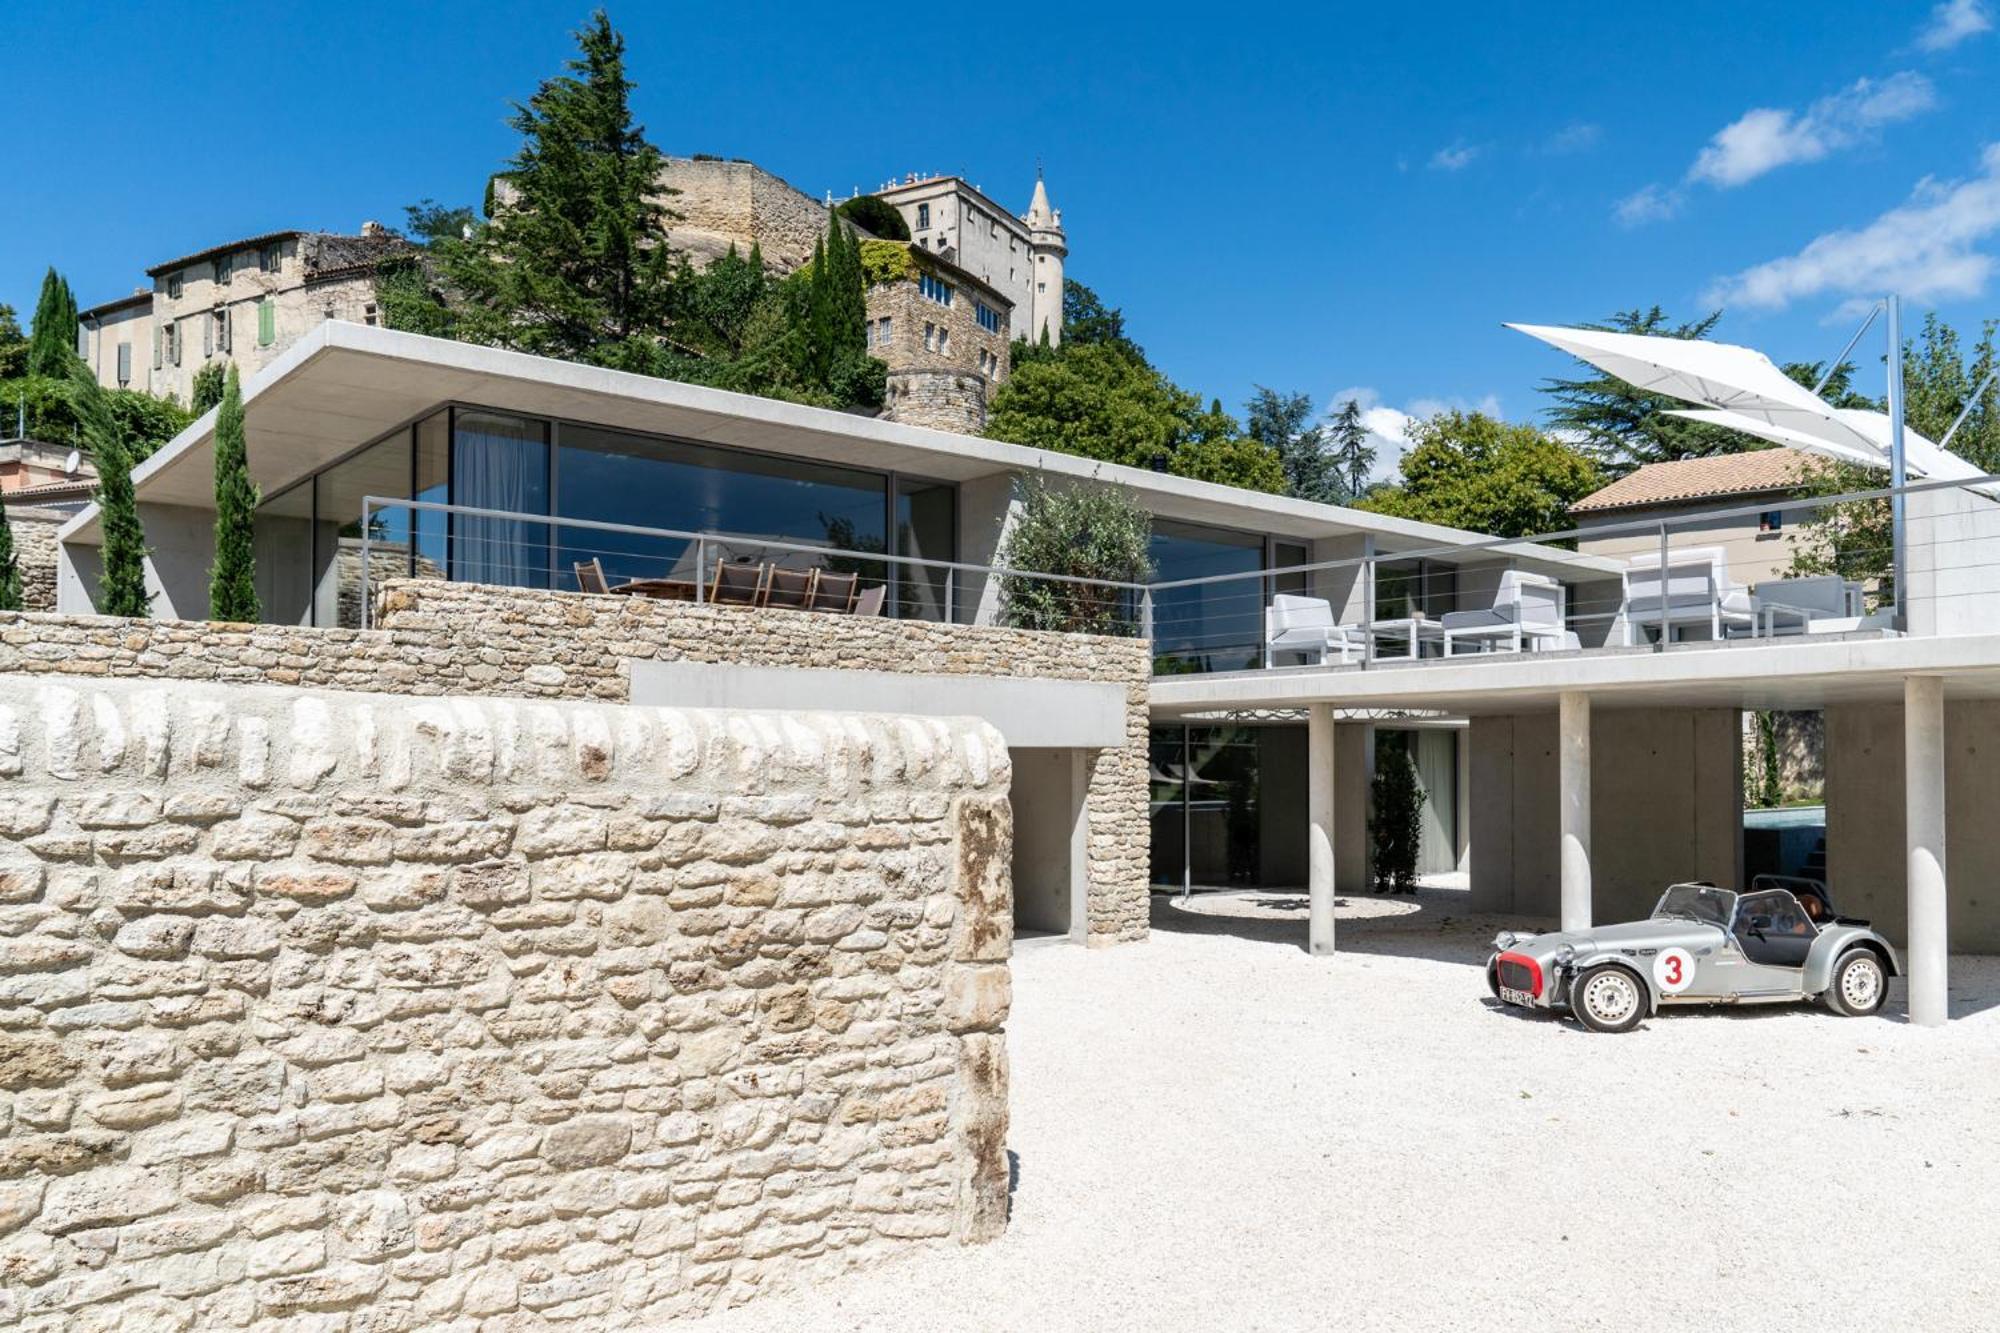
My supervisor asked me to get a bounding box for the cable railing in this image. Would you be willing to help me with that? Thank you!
[353,469,2000,675]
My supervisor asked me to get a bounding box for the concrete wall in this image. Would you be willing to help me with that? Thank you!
[57,502,221,622]
[0,676,1013,1328]
[1010,748,1084,935]
[1825,699,2000,952]
[1906,486,2000,637]
[1468,707,1742,923]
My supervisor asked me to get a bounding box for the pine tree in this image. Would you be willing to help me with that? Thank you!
[0,497,21,613]
[66,359,150,616]
[463,9,680,359]
[1246,386,1341,503]
[27,268,78,378]
[209,366,260,622]
[1328,398,1378,499]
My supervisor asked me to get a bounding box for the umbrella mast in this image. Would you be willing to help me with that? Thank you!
[1886,294,1908,632]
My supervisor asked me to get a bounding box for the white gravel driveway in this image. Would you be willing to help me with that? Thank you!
[684,885,2000,1332]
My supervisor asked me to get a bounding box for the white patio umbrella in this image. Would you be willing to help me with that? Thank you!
[1664,407,2000,499]
[1661,408,1886,470]
[1506,322,1887,459]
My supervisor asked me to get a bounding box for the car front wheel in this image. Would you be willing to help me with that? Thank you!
[1570,964,1646,1033]
[1825,947,1888,1017]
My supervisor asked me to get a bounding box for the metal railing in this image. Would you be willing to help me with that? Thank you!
[353,468,2000,672]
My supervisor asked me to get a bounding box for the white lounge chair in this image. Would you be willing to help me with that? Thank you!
[1264,594,1366,667]
[1620,547,1815,643]
[1748,575,1866,635]
[1440,570,1576,656]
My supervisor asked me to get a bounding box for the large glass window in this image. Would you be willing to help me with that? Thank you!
[1150,520,1267,674]
[454,412,550,589]
[1149,725,1305,890]
[312,430,413,628]
[1375,558,1459,622]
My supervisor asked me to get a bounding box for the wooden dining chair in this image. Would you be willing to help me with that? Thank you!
[853,585,887,618]
[808,570,858,613]
[573,559,610,594]
[709,560,770,607]
[764,566,819,610]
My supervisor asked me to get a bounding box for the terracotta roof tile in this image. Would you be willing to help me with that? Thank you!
[1569,448,1823,514]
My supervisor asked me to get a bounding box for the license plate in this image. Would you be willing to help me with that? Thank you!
[1499,986,1535,1007]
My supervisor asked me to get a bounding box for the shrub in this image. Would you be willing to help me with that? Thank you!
[836,195,911,242]
[995,474,1153,634]
[1370,744,1428,893]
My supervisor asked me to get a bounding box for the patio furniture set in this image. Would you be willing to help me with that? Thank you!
[573,558,888,616]
[1263,553,1868,668]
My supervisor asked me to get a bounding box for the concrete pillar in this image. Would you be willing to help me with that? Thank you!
[1308,703,1336,956]
[1559,691,1592,933]
[1905,676,1948,1026]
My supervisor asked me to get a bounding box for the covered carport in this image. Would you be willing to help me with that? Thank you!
[1153,631,2000,1024]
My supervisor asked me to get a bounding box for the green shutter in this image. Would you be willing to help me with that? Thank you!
[258,300,274,346]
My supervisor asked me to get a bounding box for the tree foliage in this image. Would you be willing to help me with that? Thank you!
[995,474,1153,634]
[0,305,26,381]
[65,359,149,617]
[1359,410,1602,539]
[987,280,1284,493]
[1246,386,1342,503]
[191,362,226,415]
[1370,741,1427,894]
[833,194,909,241]
[1327,398,1378,500]
[0,496,19,613]
[209,366,260,622]
[27,268,78,379]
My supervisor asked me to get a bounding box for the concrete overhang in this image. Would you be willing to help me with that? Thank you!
[1148,633,2000,718]
[58,323,1616,583]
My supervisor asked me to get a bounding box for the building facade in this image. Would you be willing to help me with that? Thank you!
[78,224,407,404]
[872,173,1065,346]
[1571,448,1822,587]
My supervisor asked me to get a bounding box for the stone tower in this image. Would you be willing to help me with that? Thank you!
[1023,172,1067,346]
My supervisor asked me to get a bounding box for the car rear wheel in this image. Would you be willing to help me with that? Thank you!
[1485,959,1502,1000]
[1570,964,1646,1034]
[1825,947,1888,1017]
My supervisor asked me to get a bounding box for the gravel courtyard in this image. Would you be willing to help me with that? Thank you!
[686,885,2000,1332]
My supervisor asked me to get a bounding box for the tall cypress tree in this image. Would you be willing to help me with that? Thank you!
[27,268,78,378]
[0,497,21,613]
[66,359,150,616]
[209,366,260,621]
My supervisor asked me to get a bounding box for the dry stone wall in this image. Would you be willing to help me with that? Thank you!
[11,510,62,614]
[0,583,1152,944]
[0,676,1012,1329]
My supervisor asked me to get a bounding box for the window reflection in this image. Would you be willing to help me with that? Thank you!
[1150,520,1266,673]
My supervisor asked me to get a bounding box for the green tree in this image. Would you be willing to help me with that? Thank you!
[1370,741,1427,894]
[1058,279,1140,357]
[66,360,149,616]
[1327,397,1378,500]
[1538,306,1755,472]
[994,474,1153,634]
[0,305,27,381]
[1171,433,1286,492]
[0,496,20,612]
[1246,386,1341,503]
[26,268,78,379]
[834,194,910,241]
[208,366,259,622]
[191,362,226,414]
[435,11,682,360]
[1359,410,1601,538]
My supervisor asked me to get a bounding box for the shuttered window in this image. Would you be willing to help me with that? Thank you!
[258,299,275,346]
[116,342,131,386]
[202,314,213,357]
[152,325,162,370]
[217,308,231,354]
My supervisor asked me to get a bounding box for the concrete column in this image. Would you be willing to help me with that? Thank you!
[1905,676,1948,1026]
[1559,691,1592,933]
[1308,703,1336,956]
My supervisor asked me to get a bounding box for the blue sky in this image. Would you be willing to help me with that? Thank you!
[4,1,1997,475]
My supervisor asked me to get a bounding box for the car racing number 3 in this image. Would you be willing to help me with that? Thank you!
[1652,947,1696,995]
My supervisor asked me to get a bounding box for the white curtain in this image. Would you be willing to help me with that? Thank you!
[1416,729,1457,874]
[454,415,547,588]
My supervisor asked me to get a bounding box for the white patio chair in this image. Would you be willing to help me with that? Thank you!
[1263,594,1366,667]
[1748,575,1865,635]
[1619,547,1759,644]
[1440,570,1574,656]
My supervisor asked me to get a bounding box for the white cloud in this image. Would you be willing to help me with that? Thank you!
[1429,141,1481,171]
[1329,387,1504,483]
[1916,0,1992,51]
[1687,72,1937,188]
[1614,183,1684,227]
[1538,123,1602,156]
[1704,142,2000,310]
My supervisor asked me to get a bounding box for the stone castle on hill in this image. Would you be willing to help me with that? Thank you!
[78,161,1067,436]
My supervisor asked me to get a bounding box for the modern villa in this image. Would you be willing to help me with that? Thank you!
[51,320,2000,1025]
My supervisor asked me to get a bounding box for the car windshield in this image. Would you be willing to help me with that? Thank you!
[1654,884,1733,926]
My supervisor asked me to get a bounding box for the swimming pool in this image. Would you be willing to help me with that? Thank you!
[1743,804,1826,830]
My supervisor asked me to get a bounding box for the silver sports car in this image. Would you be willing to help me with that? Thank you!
[1485,876,1901,1033]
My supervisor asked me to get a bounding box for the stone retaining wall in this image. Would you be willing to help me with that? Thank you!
[0,583,1151,944]
[11,509,63,614]
[0,676,1012,1329]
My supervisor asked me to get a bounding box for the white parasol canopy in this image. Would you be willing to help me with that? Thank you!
[1662,407,2000,499]
[1662,408,1885,470]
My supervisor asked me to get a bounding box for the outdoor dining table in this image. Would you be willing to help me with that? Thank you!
[1369,615,1446,659]
[613,578,698,602]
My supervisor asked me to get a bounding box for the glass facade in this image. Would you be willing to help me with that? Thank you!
[1150,520,1269,674]
[256,405,955,628]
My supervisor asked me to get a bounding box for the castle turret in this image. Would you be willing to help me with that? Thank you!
[1023,172,1066,346]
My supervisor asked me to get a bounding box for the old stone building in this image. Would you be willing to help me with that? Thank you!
[872,173,1066,348]
[78,225,408,404]
[864,244,1014,434]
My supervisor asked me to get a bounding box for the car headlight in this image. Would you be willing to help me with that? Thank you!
[1554,944,1576,966]
[1495,932,1517,949]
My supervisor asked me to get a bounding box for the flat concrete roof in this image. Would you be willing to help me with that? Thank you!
[1148,632,2000,717]
[59,324,1618,583]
